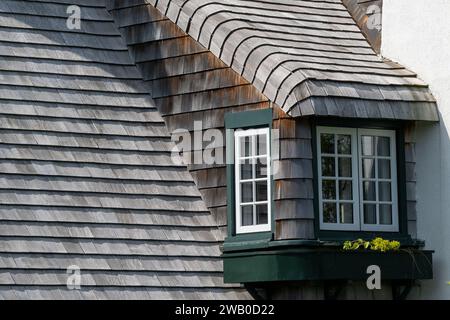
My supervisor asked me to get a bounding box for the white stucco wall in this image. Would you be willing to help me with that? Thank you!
[382,0,450,299]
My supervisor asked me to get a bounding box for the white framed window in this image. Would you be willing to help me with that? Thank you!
[317,127,360,231]
[358,129,398,232]
[317,126,399,232]
[234,128,271,234]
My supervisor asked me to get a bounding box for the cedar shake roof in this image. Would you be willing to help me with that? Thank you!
[0,0,249,299]
[137,0,438,121]
[0,0,439,300]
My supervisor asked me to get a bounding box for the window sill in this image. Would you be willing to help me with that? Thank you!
[222,236,423,254]
[222,232,274,252]
[317,231,419,246]
[223,247,433,284]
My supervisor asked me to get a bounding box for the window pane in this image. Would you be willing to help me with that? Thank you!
[241,205,253,226]
[240,159,252,180]
[361,136,375,156]
[256,158,267,178]
[338,157,352,177]
[380,204,393,225]
[256,134,267,156]
[241,182,253,203]
[337,135,351,155]
[339,180,352,200]
[377,137,390,156]
[256,181,268,202]
[379,182,392,201]
[321,133,335,154]
[323,203,337,223]
[322,180,336,200]
[321,157,335,177]
[378,159,391,179]
[362,158,375,178]
[364,204,377,224]
[363,181,376,201]
[256,204,268,225]
[340,203,354,224]
[240,136,251,157]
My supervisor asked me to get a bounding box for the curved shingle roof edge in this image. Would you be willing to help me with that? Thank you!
[139,0,438,121]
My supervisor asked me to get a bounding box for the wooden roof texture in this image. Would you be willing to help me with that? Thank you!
[0,0,440,300]
[105,0,315,242]
[342,0,383,53]
[0,0,250,299]
[106,0,272,243]
[140,0,438,121]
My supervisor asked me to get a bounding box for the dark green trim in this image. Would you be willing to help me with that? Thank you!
[223,248,433,283]
[312,117,409,130]
[396,126,409,237]
[222,237,423,254]
[223,238,323,253]
[311,120,320,240]
[311,117,410,241]
[223,232,273,251]
[224,108,274,242]
[226,128,236,238]
[225,108,272,129]
[317,232,411,242]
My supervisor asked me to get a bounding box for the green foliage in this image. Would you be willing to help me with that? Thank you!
[343,237,400,252]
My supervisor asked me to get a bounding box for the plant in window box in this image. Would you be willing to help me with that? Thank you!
[343,237,401,252]
[342,237,432,275]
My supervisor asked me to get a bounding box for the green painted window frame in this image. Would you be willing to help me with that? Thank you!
[311,118,411,242]
[224,109,274,243]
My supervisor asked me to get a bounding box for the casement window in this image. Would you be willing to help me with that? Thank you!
[317,126,399,232]
[234,128,271,234]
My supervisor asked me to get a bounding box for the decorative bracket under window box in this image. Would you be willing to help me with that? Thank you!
[223,248,433,283]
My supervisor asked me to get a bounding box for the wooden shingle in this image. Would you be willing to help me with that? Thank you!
[0,0,249,299]
[147,0,438,121]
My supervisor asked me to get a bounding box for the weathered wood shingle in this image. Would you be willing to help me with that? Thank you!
[342,0,383,53]
[107,0,316,240]
[107,0,271,236]
[106,0,429,243]
[0,0,250,300]
[141,0,438,121]
[0,0,433,299]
